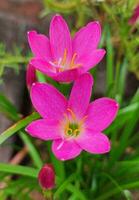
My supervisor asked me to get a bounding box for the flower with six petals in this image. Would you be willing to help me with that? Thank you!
[26,73,119,161]
[27,15,105,83]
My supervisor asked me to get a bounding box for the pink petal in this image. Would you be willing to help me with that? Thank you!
[128,5,139,25]
[27,31,52,60]
[52,139,82,161]
[68,73,93,119]
[26,64,37,89]
[31,82,67,120]
[85,98,119,131]
[50,15,72,61]
[53,68,82,82]
[73,22,101,58]
[76,130,110,154]
[26,119,61,141]
[79,49,106,72]
[30,58,55,75]
[31,58,82,83]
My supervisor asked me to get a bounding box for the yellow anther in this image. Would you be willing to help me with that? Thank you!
[61,49,67,66]
[74,129,80,136]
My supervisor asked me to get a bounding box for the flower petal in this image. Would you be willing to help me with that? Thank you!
[30,58,55,75]
[26,119,61,140]
[53,68,81,82]
[31,82,67,120]
[76,130,110,154]
[31,58,82,83]
[26,64,36,89]
[73,22,101,58]
[50,15,72,61]
[79,49,106,72]
[68,73,93,119]
[85,98,119,131]
[52,139,82,161]
[27,31,52,60]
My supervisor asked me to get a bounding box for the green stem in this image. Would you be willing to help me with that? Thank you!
[0,112,40,145]
[43,190,53,200]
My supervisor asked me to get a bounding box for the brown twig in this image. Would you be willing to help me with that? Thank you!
[10,146,28,165]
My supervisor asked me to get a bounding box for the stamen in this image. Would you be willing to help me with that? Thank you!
[61,49,67,66]
[67,128,73,136]
[49,61,57,67]
[79,115,88,126]
[67,108,76,121]
[70,53,77,68]
[74,129,80,136]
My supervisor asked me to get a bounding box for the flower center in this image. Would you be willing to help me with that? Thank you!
[50,49,82,72]
[63,108,87,139]
[65,122,80,137]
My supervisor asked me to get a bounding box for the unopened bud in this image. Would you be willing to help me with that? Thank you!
[38,164,55,190]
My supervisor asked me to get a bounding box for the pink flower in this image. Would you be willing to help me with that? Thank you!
[27,15,105,82]
[26,73,119,161]
[38,164,55,190]
[129,5,139,25]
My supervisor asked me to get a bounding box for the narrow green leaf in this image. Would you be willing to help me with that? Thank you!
[19,132,43,168]
[106,25,114,96]
[0,163,38,178]
[0,112,40,145]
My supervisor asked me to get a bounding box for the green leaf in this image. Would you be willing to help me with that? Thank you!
[0,112,40,145]
[0,163,38,178]
[19,132,43,168]
[106,25,114,96]
[0,93,20,121]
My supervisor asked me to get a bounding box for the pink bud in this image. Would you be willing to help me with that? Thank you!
[26,63,37,89]
[38,164,55,190]
[129,5,139,25]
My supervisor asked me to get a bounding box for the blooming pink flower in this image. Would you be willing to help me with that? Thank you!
[26,73,119,161]
[27,15,106,82]
[38,163,55,190]
[129,5,139,25]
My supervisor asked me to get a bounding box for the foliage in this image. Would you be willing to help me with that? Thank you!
[0,43,30,82]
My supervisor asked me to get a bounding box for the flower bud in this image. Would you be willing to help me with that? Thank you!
[38,164,55,190]
[26,64,36,89]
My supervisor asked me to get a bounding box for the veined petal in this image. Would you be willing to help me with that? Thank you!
[26,119,61,140]
[27,31,52,60]
[52,139,82,161]
[50,15,72,61]
[79,49,106,72]
[68,73,93,119]
[31,82,67,120]
[73,22,101,58]
[26,64,36,89]
[76,130,110,154]
[85,98,119,131]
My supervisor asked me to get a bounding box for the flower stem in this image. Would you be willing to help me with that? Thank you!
[43,190,53,200]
